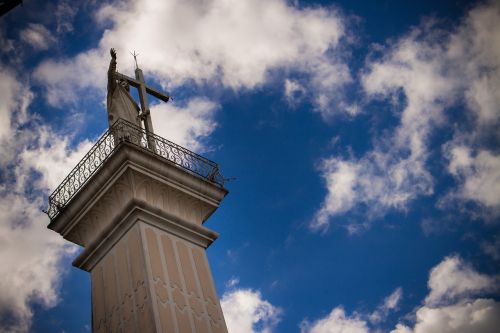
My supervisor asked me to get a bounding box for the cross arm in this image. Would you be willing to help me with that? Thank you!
[114,72,140,87]
[114,71,170,103]
[145,85,170,103]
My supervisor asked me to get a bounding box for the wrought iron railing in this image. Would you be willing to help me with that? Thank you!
[45,119,224,221]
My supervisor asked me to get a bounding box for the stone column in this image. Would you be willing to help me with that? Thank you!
[48,142,229,333]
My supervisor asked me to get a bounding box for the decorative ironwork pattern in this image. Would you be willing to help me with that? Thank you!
[46,119,224,221]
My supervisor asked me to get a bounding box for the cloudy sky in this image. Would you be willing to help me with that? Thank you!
[1,0,499,332]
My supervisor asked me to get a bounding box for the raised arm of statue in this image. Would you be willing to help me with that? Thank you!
[107,48,117,95]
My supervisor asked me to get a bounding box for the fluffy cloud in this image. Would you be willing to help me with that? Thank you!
[55,0,78,34]
[0,67,32,144]
[0,123,93,332]
[0,192,73,333]
[0,68,89,332]
[284,79,306,106]
[301,288,402,333]
[369,287,403,323]
[34,49,107,106]
[16,128,94,194]
[445,145,500,212]
[221,288,281,333]
[303,255,500,333]
[151,97,218,151]
[19,23,56,51]
[312,159,359,230]
[313,1,500,229]
[0,72,17,139]
[391,299,500,333]
[312,24,453,229]
[439,1,500,216]
[301,307,369,333]
[34,0,353,115]
[225,277,240,289]
[424,255,498,306]
[455,4,500,126]
[391,255,500,333]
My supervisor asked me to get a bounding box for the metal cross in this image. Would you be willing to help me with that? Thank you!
[131,50,139,70]
[113,55,170,139]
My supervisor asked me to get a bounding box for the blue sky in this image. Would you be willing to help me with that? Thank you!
[0,0,499,332]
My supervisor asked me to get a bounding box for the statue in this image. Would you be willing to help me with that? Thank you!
[105,47,170,149]
[107,48,142,128]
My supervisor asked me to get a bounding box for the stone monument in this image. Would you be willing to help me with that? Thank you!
[46,49,229,333]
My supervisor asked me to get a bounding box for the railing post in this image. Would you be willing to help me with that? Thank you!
[208,165,220,182]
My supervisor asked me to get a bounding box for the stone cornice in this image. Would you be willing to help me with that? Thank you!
[48,143,228,247]
[73,200,219,272]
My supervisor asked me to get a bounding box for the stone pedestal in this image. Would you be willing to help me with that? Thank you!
[48,142,229,333]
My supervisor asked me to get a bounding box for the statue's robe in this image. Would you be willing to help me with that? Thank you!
[107,83,141,128]
[106,58,142,128]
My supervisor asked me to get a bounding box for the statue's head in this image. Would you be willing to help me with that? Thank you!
[119,79,130,92]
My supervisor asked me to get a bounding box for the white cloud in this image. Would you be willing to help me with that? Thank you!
[96,0,345,88]
[0,68,91,332]
[301,288,402,333]
[312,27,451,229]
[284,79,306,106]
[300,307,369,333]
[55,0,78,34]
[445,145,500,210]
[151,97,218,152]
[0,191,74,333]
[308,59,355,117]
[391,255,500,333]
[313,147,436,231]
[0,67,32,143]
[225,277,240,289]
[19,23,56,51]
[302,255,500,333]
[312,159,359,230]
[221,288,281,333]
[313,1,500,229]
[369,287,403,323]
[391,299,500,333]
[34,49,107,106]
[454,3,500,126]
[466,74,500,125]
[34,0,353,116]
[0,68,33,173]
[0,68,19,140]
[437,1,500,217]
[17,128,94,193]
[424,255,498,307]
